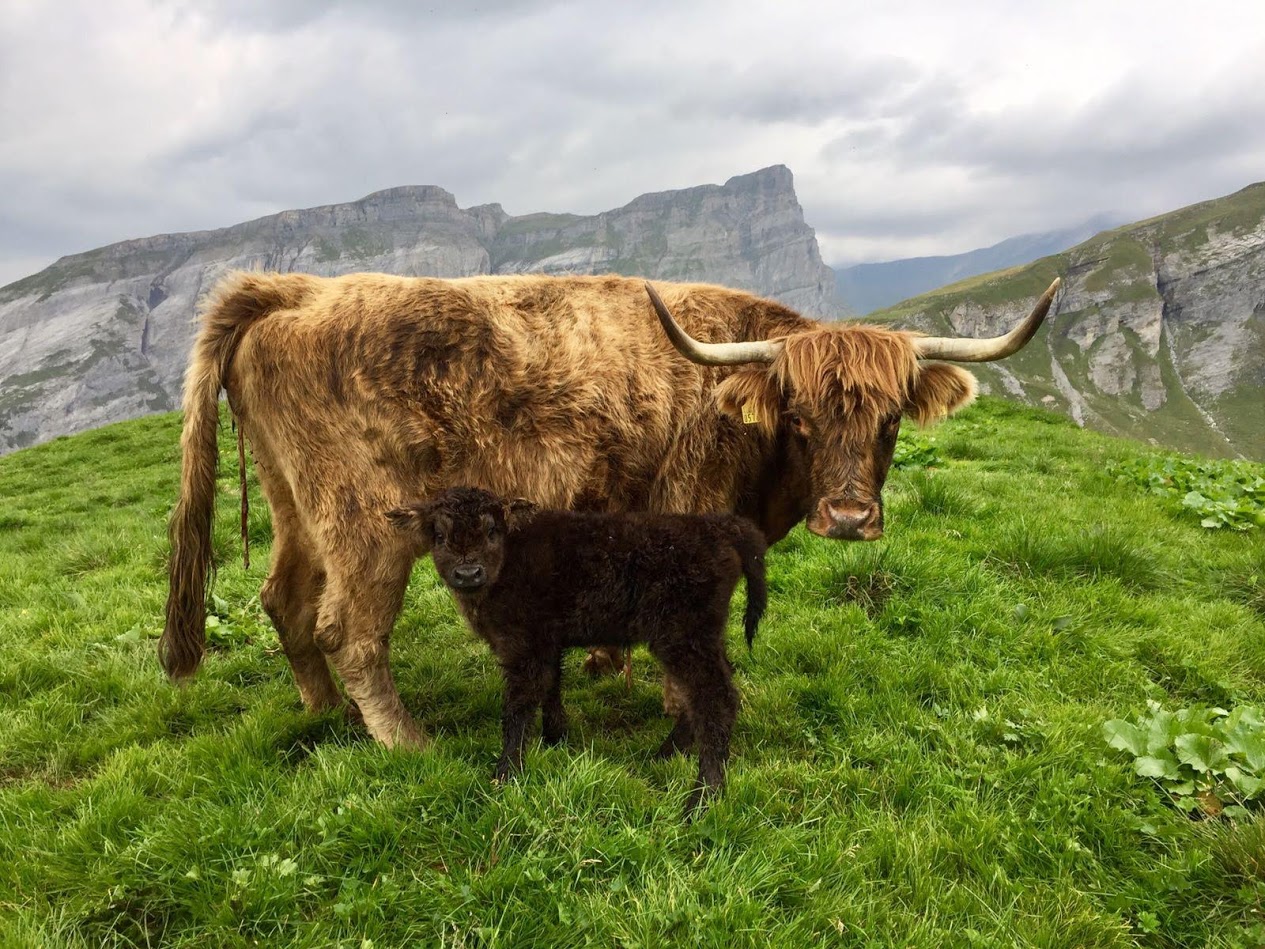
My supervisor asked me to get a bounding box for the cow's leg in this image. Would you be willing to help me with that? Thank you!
[251,449,335,707]
[312,531,424,749]
[582,645,624,677]
[256,476,341,713]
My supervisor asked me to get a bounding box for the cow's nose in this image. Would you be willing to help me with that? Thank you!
[451,564,487,588]
[812,499,884,541]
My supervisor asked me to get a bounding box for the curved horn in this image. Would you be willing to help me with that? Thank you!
[646,282,783,366]
[913,277,1061,362]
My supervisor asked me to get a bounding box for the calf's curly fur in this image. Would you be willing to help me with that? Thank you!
[389,487,767,815]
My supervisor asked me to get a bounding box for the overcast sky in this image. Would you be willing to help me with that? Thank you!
[2,0,1264,287]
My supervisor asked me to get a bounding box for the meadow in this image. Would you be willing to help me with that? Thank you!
[1,398,1263,947]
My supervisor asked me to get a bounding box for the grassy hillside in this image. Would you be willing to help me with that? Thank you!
[2,402,1264,947]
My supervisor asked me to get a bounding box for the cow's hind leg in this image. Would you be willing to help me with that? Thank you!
[256,465,342,713]
[313,527,425,749]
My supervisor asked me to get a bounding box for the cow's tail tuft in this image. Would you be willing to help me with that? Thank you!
[730,521,768,652]
[159,272,314,680]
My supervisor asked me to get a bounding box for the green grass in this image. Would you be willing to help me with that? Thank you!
[2,399,1265,947]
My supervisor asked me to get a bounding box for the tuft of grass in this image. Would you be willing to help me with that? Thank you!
[1,397,1264,946]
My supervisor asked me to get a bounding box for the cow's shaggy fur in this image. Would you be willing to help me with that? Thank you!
[389,487,767,815]
[161,271,994,747]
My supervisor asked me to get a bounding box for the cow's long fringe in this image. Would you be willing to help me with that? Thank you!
[159,272,313,680]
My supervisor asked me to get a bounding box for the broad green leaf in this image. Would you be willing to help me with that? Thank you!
[1134,754,1180,780]
[1104,719,1146,757]
[1175,733,1230,774]
[1146,710,1178,754]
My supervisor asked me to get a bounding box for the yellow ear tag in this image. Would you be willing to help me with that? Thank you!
[741,402,759,425]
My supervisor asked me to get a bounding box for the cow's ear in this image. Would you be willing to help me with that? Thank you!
[503,497,538,531]
[906,363,977,427]
[715,368,781,437]
[386,500,436,538]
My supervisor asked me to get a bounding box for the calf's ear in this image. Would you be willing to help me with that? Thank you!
[504,497,538,530]
[905,363,977,427]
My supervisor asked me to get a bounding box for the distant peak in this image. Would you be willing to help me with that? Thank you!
[724,165,793,190]
[354,185,458,206]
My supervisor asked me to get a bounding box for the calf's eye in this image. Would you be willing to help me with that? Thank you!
[433,532,445,546]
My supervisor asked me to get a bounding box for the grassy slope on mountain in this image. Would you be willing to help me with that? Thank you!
[869,183,1265,462]
[1,401,1264,947]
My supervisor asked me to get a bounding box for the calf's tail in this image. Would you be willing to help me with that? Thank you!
[159,271,315,680]
[731,523,768,651]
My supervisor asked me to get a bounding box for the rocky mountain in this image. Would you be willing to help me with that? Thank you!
[834,214,1123,315]
[873,183,1265,460]
[0,165,837,453]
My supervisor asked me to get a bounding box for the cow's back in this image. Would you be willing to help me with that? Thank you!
[224,272,756,520]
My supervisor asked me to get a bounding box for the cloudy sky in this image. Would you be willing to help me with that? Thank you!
[2,0,1264,287]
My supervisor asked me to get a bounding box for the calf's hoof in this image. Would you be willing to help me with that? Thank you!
[492,758,520,784]
[682,784,715,822]
[542,727,568,747]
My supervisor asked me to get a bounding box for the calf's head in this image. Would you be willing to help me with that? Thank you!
[387,487,536,594]
[646,279,1060,541]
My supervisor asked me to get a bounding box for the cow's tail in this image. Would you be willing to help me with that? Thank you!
[159,272,315,680]
[730,522,768,652]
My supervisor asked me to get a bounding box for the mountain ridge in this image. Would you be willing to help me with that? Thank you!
[0,165,837,453]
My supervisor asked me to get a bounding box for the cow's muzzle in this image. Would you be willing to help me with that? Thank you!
[807,499,884,541]
[449,564,487,590]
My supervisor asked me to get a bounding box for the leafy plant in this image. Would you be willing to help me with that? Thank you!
[1107,455,1265,530]
[1104,702,1265,817]
[893,431,941,470]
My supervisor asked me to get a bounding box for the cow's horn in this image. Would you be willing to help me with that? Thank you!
[913,277,1061,362]
[646,282,783,366]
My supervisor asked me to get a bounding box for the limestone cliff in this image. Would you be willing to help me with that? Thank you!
[0,166,837,453]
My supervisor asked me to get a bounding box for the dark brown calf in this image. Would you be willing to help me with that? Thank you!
[388,487,768,815]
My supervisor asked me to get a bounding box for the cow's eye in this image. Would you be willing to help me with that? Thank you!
[486,525,497,539]
[433,531,445,546]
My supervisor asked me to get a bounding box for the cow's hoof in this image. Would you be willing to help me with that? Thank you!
[582,647,623,677]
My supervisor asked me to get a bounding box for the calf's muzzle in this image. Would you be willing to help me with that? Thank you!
[450,564,487,589]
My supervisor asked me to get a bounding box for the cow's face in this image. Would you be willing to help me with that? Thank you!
[645,277,1057,544]
[714,330,976,542]
[387,488,536,594]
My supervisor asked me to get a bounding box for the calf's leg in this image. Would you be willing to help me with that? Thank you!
[654,673,695,758]
[655,635,739,817]
[496,652,559,781]
[541,655,567,746]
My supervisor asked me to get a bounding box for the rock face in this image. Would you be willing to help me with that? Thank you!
[0,166,838,453]
[876,182,1265,460]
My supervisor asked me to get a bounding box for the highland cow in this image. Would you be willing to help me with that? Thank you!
[388,486,768,814]
[162,270,1059,748]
